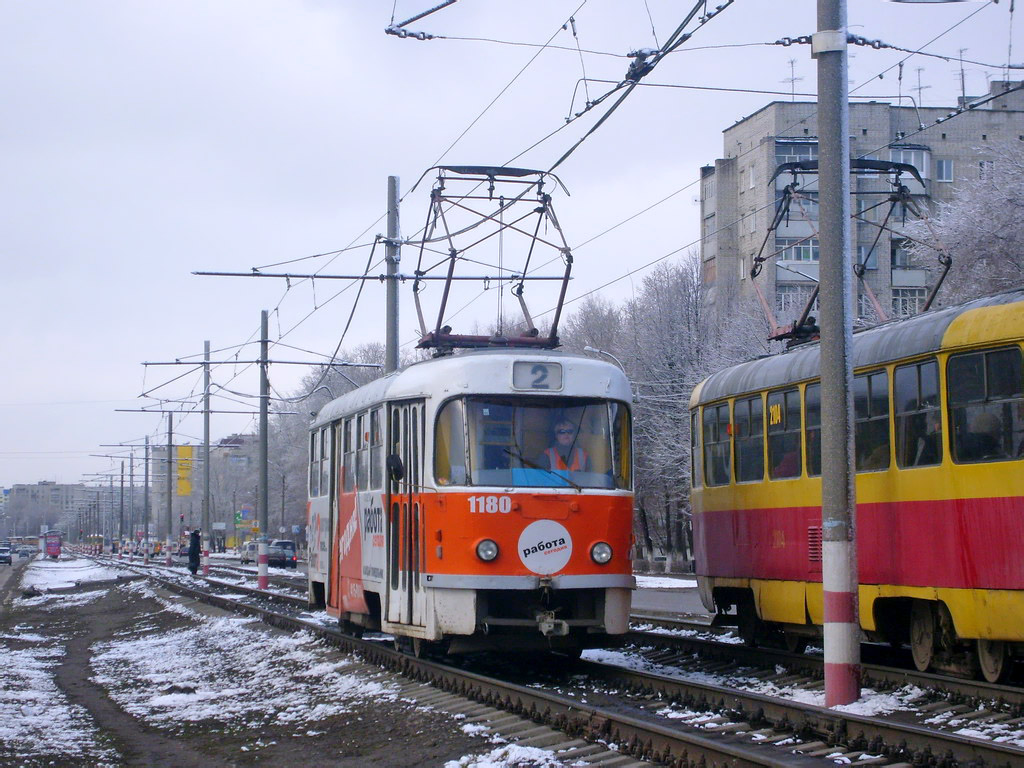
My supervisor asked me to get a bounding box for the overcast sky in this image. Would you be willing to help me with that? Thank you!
[1,0,1018,489]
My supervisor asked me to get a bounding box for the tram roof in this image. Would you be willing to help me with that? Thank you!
[312,348,632,429]
[694,287,1024,406]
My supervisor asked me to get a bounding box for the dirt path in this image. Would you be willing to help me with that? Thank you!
[1,575,486,766]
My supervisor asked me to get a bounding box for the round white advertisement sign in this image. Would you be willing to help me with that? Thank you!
[517,519,573,575]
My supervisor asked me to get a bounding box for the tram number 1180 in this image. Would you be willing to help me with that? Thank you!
[469,495,512,514]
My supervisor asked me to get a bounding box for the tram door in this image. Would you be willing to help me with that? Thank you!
[386,400,426,627]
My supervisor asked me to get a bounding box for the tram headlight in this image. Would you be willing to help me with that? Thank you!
[476,539,499,562]
[590,542,613,564]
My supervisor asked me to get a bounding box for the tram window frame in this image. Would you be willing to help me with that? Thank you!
[342,418,355,492]
[894,359,942,469]
[309,430,320,497]
[702,403,732,487]
[767,388,802,479]
[805,382,821,476]
[356,412,369,489]
[948,346,1024,464]
[733,395,764,483]
[690,411,701,488]
[370,408,383,490]
[320,426,332,497]
[854,370,890,471]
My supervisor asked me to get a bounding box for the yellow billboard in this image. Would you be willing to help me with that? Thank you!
[176,445,194,496]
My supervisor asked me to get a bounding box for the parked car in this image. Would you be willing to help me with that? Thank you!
[0,546,12,565]
[267,540,298,569]
[239,541,258,565]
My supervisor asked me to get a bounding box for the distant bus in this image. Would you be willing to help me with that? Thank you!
[44,530,62,559]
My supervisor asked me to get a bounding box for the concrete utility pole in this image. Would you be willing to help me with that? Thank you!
[815,0,860,706]
[203,339,212,575]
[385,175,401,374]
[258,310,270,589]
[118,461,124,558]
[166,413,174,566]
[129,452,135,559]
[143,436,151,564]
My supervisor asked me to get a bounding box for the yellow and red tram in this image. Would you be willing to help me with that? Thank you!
[690,288,1024,682]
[307,348,634,655]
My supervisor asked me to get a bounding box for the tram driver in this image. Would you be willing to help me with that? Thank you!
[539,418,591,473]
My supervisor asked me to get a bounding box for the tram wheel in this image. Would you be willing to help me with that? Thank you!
[977,639,1010,684]
[910,601,935,672]
[784,632,808,654]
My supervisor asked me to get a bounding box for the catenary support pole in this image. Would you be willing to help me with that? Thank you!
[202,340,211,576]
[129,453,135,560]
[143,436,150,564]
[258,310,270,590]
[816,0,861,706]
[385,175,401,374]
[118,461,124,558]
[166,412,174,566]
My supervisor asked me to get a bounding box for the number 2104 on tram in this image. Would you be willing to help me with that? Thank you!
[306,349,635,655]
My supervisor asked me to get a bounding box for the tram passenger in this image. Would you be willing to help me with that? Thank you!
[958,411,1003,461]
[539,419,591,473]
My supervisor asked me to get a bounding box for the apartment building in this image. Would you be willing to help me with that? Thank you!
[699,80,1024,328]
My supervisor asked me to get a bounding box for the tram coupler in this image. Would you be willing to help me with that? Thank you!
[536,610,569,637]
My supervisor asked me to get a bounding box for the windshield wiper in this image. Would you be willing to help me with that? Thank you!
[503,447,583,492]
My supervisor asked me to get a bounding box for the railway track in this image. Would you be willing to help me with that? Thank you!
[88,555,1024,766]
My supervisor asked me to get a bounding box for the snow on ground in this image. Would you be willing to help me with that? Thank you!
[631,622,744,645]
[0,593,122,765]
[90,580,395,732]
[445,743,589,767]
[634,575,698,589]
[20,555,125,591]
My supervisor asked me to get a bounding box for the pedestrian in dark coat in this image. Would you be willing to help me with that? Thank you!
[188,530,201,575]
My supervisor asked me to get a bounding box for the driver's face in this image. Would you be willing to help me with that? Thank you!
[555,425,576,444]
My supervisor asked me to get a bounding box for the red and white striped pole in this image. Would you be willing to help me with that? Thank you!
[257,540,269,590]
[816,0,861,706]
[202,547,210,576]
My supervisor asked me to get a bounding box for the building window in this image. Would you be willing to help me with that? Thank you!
[775,141,818,165]
[890,147,929,178]
[776,237,819,262]
[979,159,995,179]
[935,159,953,182]
[779,189,819,219]
[776,284,818,318]
[891,239,912,268]
[748,167,756,189]
[892,287,926,317]
[857,245,878,270]
[748,210,757,233]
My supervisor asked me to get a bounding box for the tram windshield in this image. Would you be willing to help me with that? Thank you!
[435,396,631,490]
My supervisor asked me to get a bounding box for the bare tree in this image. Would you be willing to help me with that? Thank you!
[906,141,1024,303]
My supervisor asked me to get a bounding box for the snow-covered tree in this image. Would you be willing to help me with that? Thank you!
[906,141,1024,303]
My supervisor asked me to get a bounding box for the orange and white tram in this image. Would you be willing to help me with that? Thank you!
[307,349,634,654]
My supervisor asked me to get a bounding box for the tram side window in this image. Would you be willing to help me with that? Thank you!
[948,347,1024,463]
[690,411,701,488]
[733,395,764,482]
[702,403,731,486]
[370,408,383,490]
[342,418,355,492]
[356,413,369,489]
[855,371,890,471]
[320,426,331,496]
[805,383,821,476]
[895,360,941,468]
[309,431,320,497]
[434,399,467,486]
[610,402,632,490]
[767,389,801,479]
